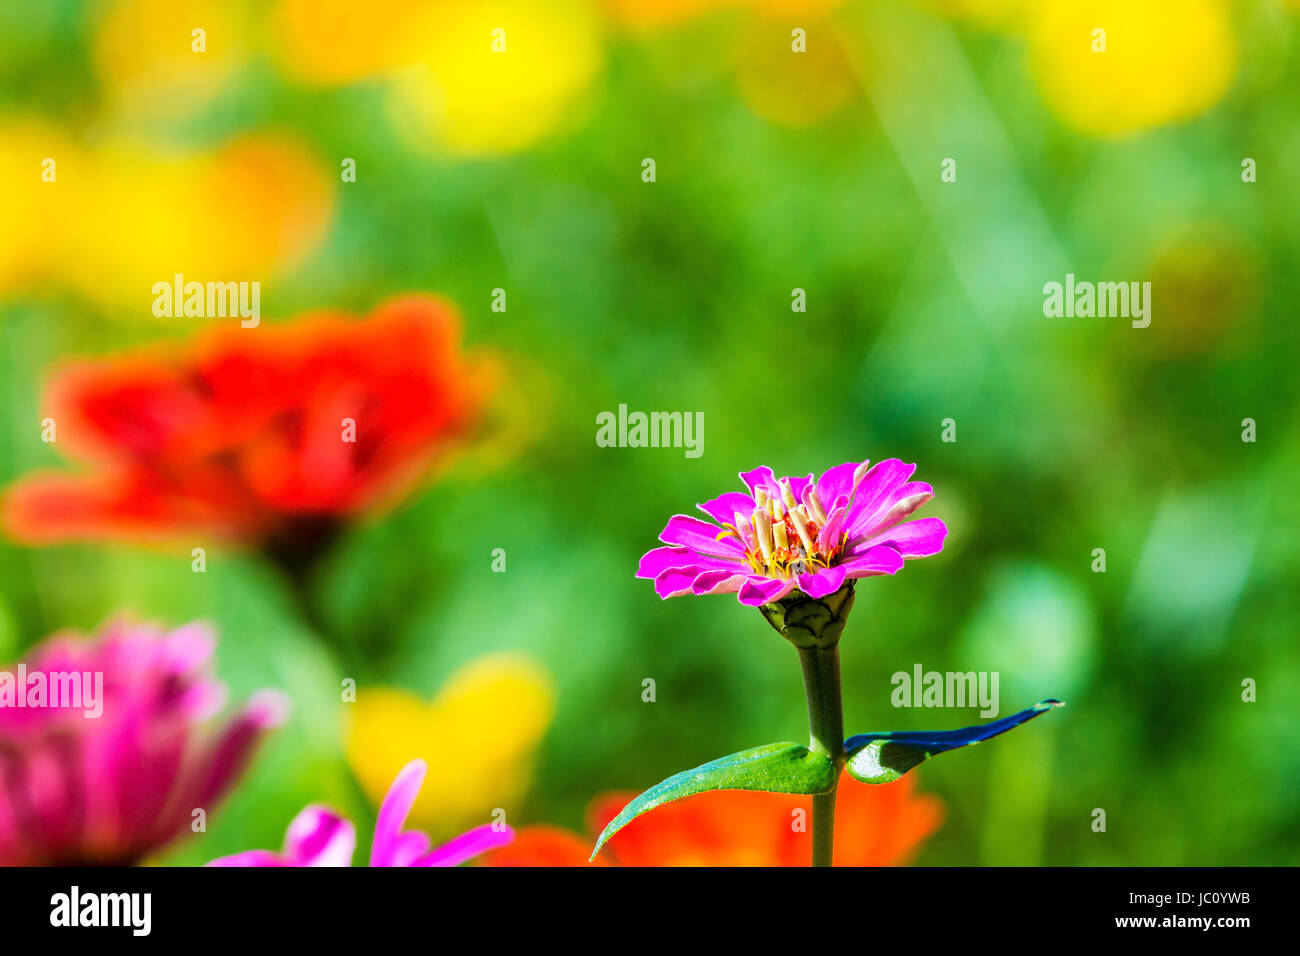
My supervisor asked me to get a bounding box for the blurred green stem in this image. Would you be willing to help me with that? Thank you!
[797,645,844,867]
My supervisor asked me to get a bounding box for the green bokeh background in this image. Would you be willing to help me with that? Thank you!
[1,1,1297,865]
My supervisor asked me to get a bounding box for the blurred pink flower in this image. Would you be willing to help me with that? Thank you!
[208,759,513,866]
[0,620,286,866]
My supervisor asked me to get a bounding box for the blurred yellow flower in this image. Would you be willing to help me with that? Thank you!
[0,125,333,313]
[346,654,555,837]
[92,0,252,120]
[269,0,603,156]
[1028,0,1237,138]
[388,0,603,156]
[68,135,333,310]
[0,118,82,289]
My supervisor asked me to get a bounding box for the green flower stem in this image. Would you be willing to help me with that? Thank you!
[797,644,845,867]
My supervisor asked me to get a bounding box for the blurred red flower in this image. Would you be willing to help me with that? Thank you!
[483,775,943,867]
[2,295,494,564]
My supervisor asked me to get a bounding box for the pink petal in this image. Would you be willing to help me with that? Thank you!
[848,482,934,541]
[737,576,797,606]
[638,546,742,580]
[816,502,848,553]
[838,545,905,579]
[853,517,948,558]
[843,460,916,534]
[419,823,515,867]
[797,565,849,599]
[638,546,704,579]
[659,515,745,557]
[158,622,218,680]
[696,491,757,527]
[738,466,781,499]
[653,566,710,598]
[206,850,291,867]
[283,806,356,866]
[155,689,288,844]
[370,759,433,867]
[653,559,746,598]
[815,460,867,507]
[689,570,749,595]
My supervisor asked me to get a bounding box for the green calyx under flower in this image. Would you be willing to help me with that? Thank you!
[759,580,856,649]
[718,481,845,581]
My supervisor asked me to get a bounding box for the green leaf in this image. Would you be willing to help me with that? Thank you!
[844,699,1064,784]
[590,742,836,860]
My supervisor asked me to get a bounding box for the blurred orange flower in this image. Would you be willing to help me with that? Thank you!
[484,775,943,866]
[599,0,850,30]
[272,0,427,86]
[2,296,494,564]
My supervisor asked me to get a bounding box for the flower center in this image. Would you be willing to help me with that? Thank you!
[721,479,845,579]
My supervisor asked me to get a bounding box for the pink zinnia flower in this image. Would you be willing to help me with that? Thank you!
[208,759,513,867]
[637,458,947,606]
[0,620,286,866]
